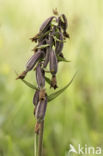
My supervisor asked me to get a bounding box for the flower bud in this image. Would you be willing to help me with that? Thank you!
[58,14,70,38]
[35,96,47,123]
[39,16,55,33]
[33,90,39,115]
[33,90,39,106]
[36,63,45,89]
[26,50,44,72]
[55,32,64,55]
[49,49,58,75]
[43,47,50,68]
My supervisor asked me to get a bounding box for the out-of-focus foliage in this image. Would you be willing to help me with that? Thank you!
[0,0,103,156]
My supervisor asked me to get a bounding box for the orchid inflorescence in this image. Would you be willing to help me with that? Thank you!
[16,11,71,134]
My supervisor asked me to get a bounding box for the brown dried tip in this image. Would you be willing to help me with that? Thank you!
[63,31,70,38]
[32,45,38,53]
[30,33,40,42]
[16,71,27,80]
[50,75,58,89]
[39,89,46,100]
[53,8,59,16]
[35,122,40,134]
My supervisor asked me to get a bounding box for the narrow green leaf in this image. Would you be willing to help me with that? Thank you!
[37,44,49,49]
[53,36,65,43]
[15,72,37,90]
[47,72,77,102]
[21,79,38,90]
[57,55,71,62]
[45,76,51,85]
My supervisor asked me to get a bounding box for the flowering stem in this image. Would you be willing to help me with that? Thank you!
[38,121,44,156]
[34,132,38,156]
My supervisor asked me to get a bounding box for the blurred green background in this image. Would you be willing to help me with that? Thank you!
[0,0,103,156]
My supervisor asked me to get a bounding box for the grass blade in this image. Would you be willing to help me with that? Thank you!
[47,72,77,102]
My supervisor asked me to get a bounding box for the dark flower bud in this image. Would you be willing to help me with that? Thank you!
[43,47,51,68]
[50,75,58,89]
[35,96,47,123]
[55,32,64,55]
[49,49,58,75]
[58,14,70,38]
[33,90,39,106]
[26,50,44,72]
[39,16,55,33]
[36,63,45,89]
[33,90,39,115]
[61,14,68,31]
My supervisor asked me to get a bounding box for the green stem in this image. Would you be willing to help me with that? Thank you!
[38,121,44,156]
[34,132,38,156]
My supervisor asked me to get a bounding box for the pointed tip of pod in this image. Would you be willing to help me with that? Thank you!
[63,31,70,38]
[30,33,40,42]
[16,71,27,80]
[50,75,58,89]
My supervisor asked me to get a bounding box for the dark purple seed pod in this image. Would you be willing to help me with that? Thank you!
[33,90,39,106]
[61,14,68,30]
[43,47,51,68]
[49,49,58,75]
[58,14,70,38]
[33,90,39,115]
[39,16,55,33]
[35,96,47,122]
[36,63,45,89]
[26,50,44,72]
[55,32,64,55]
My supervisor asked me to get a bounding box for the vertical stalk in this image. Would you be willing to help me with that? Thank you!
[34,132,38,156]
[38,121,44,156]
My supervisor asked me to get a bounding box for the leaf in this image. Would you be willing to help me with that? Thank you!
[47,72,77,102]
[37,44,50,49]
[57,55,70,62]
[45,76,51,85]
[21,79,38,90]
[53,36,65,43]
[15,71,38,90]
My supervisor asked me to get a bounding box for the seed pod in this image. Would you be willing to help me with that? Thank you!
[55,32,64,55]
[58,14,70,38]
[35,96,47,123]
[43,47,51,68]
[50,75,58,89]
[26,50,44,72]
[39,16,55,33]
[61,14,68,30]
[33,90,39,115]
[49,49,58,75]
[36,63,45,89]
[33,90,39,106]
